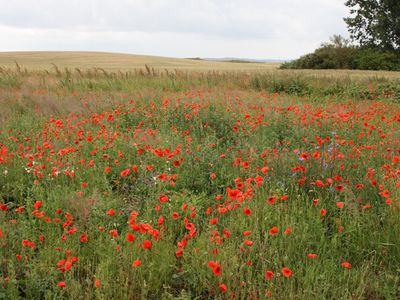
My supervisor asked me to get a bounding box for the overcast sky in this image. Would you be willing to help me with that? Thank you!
[0,0,350,59]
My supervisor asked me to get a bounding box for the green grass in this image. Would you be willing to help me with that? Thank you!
[0,65,399,299]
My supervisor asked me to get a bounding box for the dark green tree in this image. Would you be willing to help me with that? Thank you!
[344,0,400,50]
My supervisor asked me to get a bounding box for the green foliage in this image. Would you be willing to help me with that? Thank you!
[283,0,400,70]
[281,36,400,71]
[354,48,400,70]
[344,0,400,51]
[250,76,311,96]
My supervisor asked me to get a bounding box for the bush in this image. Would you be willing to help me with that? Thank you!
[281,38,400,71]
[354,48,400,71]
[281,46,357,70]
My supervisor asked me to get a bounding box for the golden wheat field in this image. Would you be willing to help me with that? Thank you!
[0,51,279,72]
[1,51,400,80]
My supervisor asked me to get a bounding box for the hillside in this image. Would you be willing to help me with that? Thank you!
[0,51,280,72]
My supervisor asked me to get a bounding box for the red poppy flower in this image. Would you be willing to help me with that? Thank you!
[254,175,263,186]
[341,261,351,269]
[159,194,169,203]
[106,209,115,216]
[120,168,130,177]
[269,227,278,236]
[80,233,88,243]
[336,185,344,191]
[64,260,73,271]
[132,259,141,267]
[126,232,135,243]
[267,197,277,205]
[243,206,252,216]
[219,283,227,293]
[208,261,222,276]
[209,218,218,225]
[33,201,42,209]
[313,150,321,159]
[142,240,152,249]
[157,215,165,227]
[223,229,231,238]
[21,239,36,249]
[94,278,101,289]
[282,267,293,278]
[227,188,240,200]
[15,207,25,213]
[172,212,179,220]
[244,240,253,246]
[175,249,183,257]
[261,166,269,174]
[265,270,274,280]
[67,227,78,235]
[380,190,389,198]
[109,229,118,238]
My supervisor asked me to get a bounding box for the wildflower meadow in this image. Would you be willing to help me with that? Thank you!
[0,67,399,299]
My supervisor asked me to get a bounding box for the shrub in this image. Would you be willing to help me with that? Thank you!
[354,48,400,71]
[281,36,400,71]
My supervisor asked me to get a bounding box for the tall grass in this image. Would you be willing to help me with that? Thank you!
[0,67,399,299]
[1,65,399,99]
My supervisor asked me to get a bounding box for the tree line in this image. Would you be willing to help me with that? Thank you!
[282,0,400,70]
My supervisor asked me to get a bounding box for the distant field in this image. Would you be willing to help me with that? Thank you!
[0,51,280,72]
[1,51,400,79]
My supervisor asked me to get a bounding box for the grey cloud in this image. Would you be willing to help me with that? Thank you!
[0,0,348,39]
[0,0,350,58]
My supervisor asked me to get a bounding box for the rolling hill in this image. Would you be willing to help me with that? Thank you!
[0,51,280,72]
